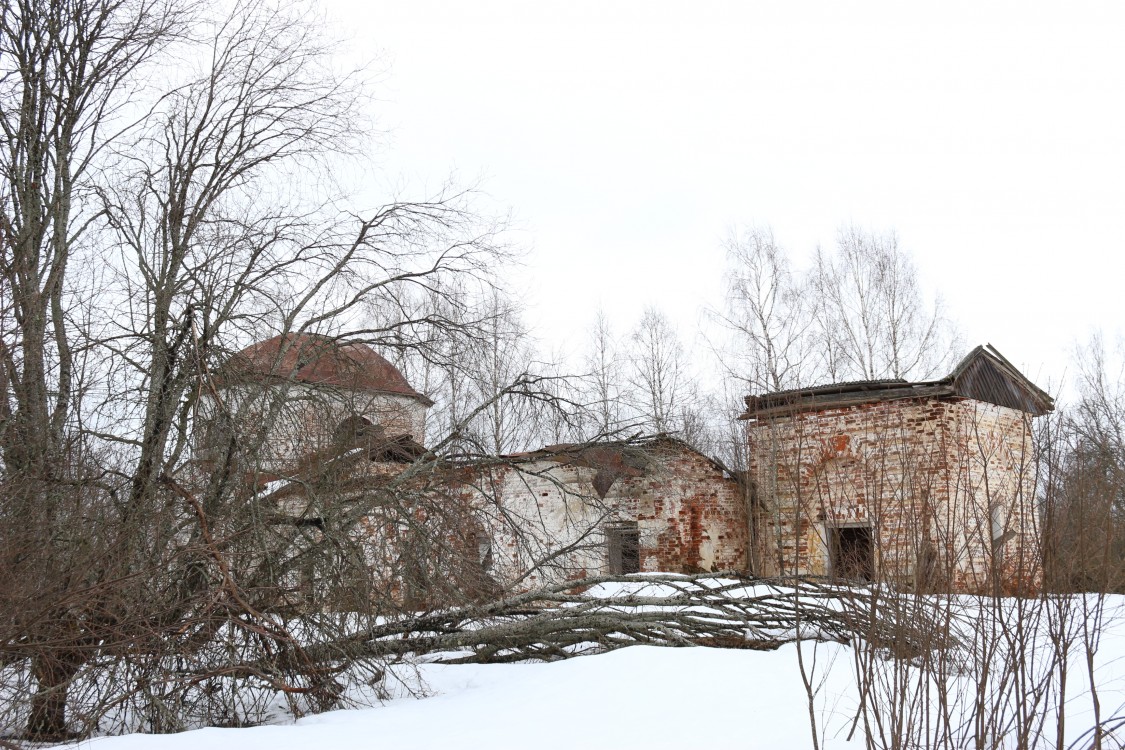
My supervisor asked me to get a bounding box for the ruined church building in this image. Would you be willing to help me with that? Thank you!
[742,344,1052,593]
[204,335,1051,600]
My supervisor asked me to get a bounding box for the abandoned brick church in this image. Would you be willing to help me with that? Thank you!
[203,335,1051,598]
[742,345,1053,592]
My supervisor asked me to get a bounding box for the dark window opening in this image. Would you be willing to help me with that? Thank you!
[334,414,375,445]
[829,525,874,581]
[477,532,493,572]
[606,523,640,575]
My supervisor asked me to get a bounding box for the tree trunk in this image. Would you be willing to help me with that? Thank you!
[28,651,81,740]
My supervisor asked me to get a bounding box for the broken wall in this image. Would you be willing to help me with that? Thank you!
[471,441,749,592]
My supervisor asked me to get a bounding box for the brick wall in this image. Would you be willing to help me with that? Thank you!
[747,397,1041,593]
[619,443,748,574]
[279,439,750,608]
[474,440,749,591]
[198,384,427,471]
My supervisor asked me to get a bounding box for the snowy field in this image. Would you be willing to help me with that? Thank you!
[78,645,839,750]
[62,585,1125,750]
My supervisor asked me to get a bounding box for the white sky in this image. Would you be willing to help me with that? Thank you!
[322,0,1125,396]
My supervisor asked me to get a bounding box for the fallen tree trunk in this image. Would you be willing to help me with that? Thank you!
[224,573,957,674]
[0,573,958,738]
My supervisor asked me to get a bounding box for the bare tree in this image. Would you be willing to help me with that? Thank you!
[0,0,183,738]
[715,224,956,395]
[1043,333,1125,593]
[809,226,958,382]
[626,306,693,436]
[0,0,522,739]
[579,308,625,438]
[460,291,544,454]
[717,225,813,392]
[377,283,572,455]
[706,226,814,469]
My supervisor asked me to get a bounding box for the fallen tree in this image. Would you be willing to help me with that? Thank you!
[0,571,960,740]
[226,572,957,672]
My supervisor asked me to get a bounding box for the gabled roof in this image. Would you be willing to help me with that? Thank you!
[497,433,741,485]
[945,345,1054,415]
[492,434,742,499]
[740,344,1054,420]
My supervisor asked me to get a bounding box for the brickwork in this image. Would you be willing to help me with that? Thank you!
[623,444,749,574]
[215,339,752,607]
[469,439,749,591]
[295,439,749,605]
[747,397,1041,593]
[197,383,426,471]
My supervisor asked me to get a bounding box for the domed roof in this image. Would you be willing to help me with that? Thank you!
[228,333,433,405]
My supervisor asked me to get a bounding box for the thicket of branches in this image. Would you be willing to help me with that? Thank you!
[1042,335,1125,593]
[0,0,581,740]
[715,224,961,398]
[3,0,1125,745]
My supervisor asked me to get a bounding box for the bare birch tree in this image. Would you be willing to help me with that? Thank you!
[461,291,545,454]
[626,306,690,435]
[717,224,957,394]
[718,225,813,392]
[810,226,958,382]
[579,308,625,438]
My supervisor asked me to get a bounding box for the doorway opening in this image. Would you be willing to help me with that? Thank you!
[828,524,874,581]
[606,522,640,574]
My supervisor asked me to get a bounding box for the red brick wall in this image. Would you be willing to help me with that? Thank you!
[747,397,1041,593]
[348,440,751,603]
[618,444,748,574]
[471,440,749,591]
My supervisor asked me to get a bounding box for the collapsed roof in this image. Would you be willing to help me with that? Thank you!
[740,344,1054,420]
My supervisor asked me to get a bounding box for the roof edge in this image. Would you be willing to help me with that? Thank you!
[740,344,1054,419]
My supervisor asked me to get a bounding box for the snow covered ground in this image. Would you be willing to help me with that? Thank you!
[61,588,1125,749]
[79,644,852,750]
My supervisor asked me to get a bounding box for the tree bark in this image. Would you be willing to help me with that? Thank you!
[28,651,82,740]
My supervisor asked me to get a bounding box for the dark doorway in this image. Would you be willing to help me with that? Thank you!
[606,523,640,574]
[829,525,874,581]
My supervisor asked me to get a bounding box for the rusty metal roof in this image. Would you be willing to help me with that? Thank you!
[226,333,433,405]
[740,344,1054,419]
[946,344,1053,415]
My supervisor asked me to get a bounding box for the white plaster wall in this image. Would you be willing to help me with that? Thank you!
[473,462,615,590]
[467,448,748,592]
[196,384,427,470]
[943,400,1040,590]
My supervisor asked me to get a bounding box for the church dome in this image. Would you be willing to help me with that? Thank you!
[228,333,433,405]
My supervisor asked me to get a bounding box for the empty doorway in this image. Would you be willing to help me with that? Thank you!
[828,524,874,581]
[606,522,640,574]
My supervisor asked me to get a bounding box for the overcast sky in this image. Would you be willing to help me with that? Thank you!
[323,0,1125,396]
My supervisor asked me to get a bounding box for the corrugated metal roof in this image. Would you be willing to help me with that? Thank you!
[745,377,909,401]
[952,352,1043,414]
